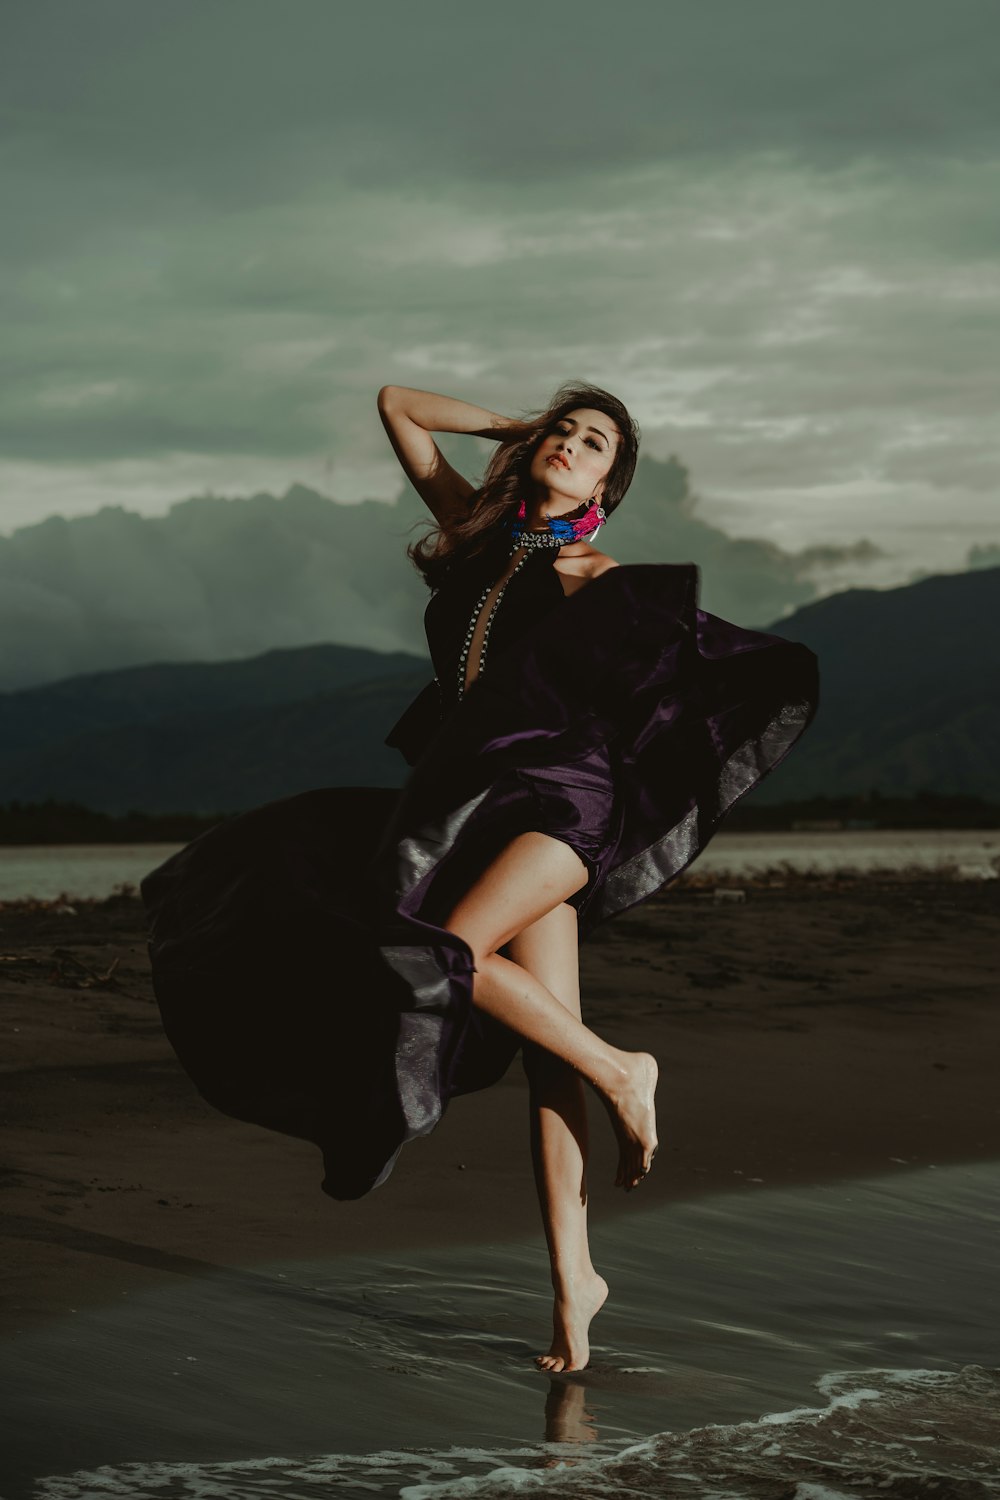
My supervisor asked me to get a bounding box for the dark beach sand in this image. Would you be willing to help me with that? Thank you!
[1,873,998,1497]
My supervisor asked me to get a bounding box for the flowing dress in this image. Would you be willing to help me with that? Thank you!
[140,534,820,1199]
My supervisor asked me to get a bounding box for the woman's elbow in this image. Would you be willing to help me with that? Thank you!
[377,384,401,412]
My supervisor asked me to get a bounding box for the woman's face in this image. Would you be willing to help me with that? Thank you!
[530,406,620,508]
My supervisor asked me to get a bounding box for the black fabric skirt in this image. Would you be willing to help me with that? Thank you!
[141,563,819,1200]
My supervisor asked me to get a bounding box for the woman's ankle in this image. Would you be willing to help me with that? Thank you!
[551,1261,600,1295]
[590,1045,634,1103]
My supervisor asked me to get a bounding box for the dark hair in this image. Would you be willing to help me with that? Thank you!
[406,381,640,590]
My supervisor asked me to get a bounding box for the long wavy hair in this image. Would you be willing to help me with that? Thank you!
[406,381,640,591]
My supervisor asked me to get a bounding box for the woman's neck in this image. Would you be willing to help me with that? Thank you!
[524,495,579,526]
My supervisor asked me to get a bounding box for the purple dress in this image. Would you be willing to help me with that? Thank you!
[140,537,819,1199]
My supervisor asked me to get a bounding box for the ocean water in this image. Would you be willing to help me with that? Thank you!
[1,827,998,902]
[4,1160,998,1499]
[0,842,182,902]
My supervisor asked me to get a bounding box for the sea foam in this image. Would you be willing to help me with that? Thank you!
[402,1366,1000,1499]
[36,1366,1000,1500]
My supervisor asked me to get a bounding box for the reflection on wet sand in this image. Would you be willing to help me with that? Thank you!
[543,1375,599,1449]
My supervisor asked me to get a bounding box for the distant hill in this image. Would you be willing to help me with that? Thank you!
[0,642,426,760]
[0,565,995,814]
[0,644,428,814]
[749,564,1000,803]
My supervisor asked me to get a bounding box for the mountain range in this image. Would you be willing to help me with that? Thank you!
[0,564,995,814]
[757,563,999,802]
[0,644,423,814]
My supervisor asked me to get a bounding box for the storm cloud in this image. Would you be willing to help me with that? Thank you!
[2,0,998,581]
[0,447,882,690]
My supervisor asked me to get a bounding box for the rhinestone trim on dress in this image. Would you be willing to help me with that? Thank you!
[455,546,532,701]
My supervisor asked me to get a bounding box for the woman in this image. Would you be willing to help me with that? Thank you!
[141,380,819,1375]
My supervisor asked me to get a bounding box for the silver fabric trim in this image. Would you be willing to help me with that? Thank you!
[377,945,457,1138]
[394,787,491,901]
[587,696,812,929]
[395,1012,445,1136]
[595,805,699,924]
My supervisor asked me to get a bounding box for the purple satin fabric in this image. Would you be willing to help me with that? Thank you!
[408,738,621,930]
[141,559,819,1200]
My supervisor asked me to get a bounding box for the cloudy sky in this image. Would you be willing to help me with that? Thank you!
[3,0,998,582]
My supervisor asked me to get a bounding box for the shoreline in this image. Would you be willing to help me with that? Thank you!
[2,874,998,1335]
[1,827,999,905]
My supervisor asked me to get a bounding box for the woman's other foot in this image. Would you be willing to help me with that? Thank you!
[601,1051,658,1191]
[535,1270,609,1373]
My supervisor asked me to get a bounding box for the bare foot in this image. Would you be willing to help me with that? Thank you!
[601,1051,658,1191]
[535,1270,609,1373]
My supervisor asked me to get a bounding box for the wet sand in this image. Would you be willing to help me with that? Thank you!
[3,1160,999,1495]
[2,873,998,1336]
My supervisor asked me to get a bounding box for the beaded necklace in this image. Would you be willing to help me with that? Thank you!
[509,495,607,548]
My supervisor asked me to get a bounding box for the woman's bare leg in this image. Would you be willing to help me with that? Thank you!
[442,830,658,1194]
[508,902,609,1373]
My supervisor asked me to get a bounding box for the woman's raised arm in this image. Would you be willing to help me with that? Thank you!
[377,385,530,531]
